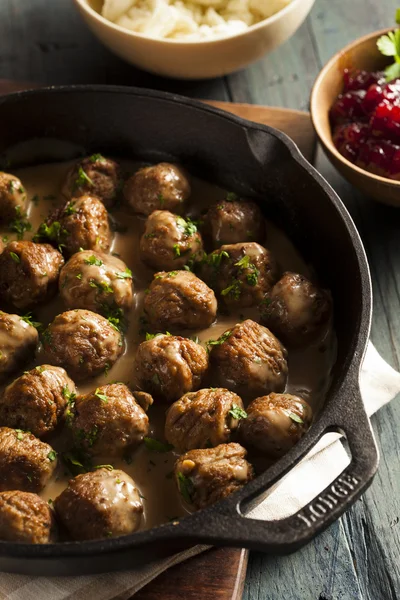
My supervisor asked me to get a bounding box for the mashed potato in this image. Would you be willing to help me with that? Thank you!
[102,0,293,40]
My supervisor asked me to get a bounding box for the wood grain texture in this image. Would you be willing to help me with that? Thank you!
[135,548,248,600]
[0,1,400,598]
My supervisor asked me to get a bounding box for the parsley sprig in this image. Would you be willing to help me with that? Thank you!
[377,9,400,81]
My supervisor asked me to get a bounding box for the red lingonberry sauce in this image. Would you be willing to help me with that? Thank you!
[330,68,400,180]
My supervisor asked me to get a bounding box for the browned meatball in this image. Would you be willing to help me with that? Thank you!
[204,198,265,248]
[174,443,254,510]
[134,334,208,403]
[37,195,111,256]
[0,173,27,223]
[260,272,332,347]
[71,384,149,457]
[144,270,217,331]
[239,393,312,458]
[0,241,64,310]
[139,210,204,271]
[0,312,39,381]
[54,468,143,541]
[62,155,121,209]
[59,250,133,314]
[0,490,56,543]
[42,310,124,381]
[202,242,278,308]
[209,320,288,398]
[0,365,76,438]
[0,427,57,493]
[124,163,191,216]
[165,388,246,453]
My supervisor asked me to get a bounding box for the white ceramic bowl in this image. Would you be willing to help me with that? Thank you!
[73,0,315,79]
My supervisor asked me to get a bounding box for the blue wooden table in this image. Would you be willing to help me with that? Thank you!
[1,0,400,597]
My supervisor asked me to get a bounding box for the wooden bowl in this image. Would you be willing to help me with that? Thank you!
[311,28,400,206]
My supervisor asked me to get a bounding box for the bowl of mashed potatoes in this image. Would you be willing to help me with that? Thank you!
[73,0,315,79]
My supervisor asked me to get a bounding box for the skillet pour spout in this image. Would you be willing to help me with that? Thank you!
[0,85,377,575]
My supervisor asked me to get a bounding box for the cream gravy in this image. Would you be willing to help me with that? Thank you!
[0,160,337,530]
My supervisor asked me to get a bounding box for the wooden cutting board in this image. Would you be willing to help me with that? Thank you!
[0,79,316,599]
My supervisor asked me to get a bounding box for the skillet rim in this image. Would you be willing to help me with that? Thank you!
[0,85,372,559]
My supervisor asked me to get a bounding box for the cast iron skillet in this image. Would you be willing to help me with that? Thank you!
[0,86,378,575]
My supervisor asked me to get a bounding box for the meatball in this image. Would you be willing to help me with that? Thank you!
[0,241,64,310]
[54,468,143,541]
[202,242,278,308]
[134,334,208,403]
[0,490,56,543]
[209,320,288,398]
[260,272,332,346]
[0,173,27,223]
[204,198,265,248]
[59,250,133,314]
[62,154,120,209]
[37,195,111,256]
[139,210,204,271]
[0,312,38,381]
[239,393,312,458]
[174,443,253,510]
[71,384,149,457]
[42,310,123,381]
[124,162,191,216]
[0,427,57,493]
[165,388,245,453]
[144,270,217,331]
[0,365,76,438]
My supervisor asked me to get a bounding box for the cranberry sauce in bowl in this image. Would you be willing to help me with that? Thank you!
[330,69,400,181]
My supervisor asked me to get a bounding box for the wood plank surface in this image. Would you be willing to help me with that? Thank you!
[1,1,400,599]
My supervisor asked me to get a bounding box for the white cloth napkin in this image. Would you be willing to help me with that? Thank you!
[1,342,399,600]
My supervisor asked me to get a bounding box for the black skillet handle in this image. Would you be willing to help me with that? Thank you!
[193,386,379,553]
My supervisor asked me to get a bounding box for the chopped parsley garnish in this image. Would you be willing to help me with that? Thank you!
[89,279,113,294]
[144,437,173,453]
[89,153,106,163]
[104,362,111,376]
[84,254,103,266]
[226,191,239,202]
[15,429,24,441]
[9,251,20,263]
[176,216,198,237]
[34,221,65,250]
[177,472,194,504]
[61,451,89,475]
[35,365,46,374]
[41,329,52,347]
[234,255,259,287]
[145,331,171,341]
[116,267,132,279]
[9,210,32,240]
[64,201,77,215]
[47,450,57,462]
[93,464,114,471]
[173,244,181,258]
[2,235,9,243]
[205,250,229,269]
[20,313,42,330]
[76,273,83,280]
[289,412,304,424]
[206,329,232,352]
[221,279,242,299]
[101,304,126,333]
[75,166,93,189]
[94,388,108,403]
[229,405,248,420]
[158,193,165,206]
